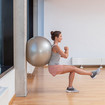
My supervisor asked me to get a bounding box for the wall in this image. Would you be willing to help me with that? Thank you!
[33,0,44,36]
[0,69,15,103]
[44,0,105,65]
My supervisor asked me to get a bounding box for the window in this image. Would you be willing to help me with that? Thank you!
[27,0,33,40]
[0,0,13,75]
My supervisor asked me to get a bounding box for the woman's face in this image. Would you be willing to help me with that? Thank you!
[56,34,62,42]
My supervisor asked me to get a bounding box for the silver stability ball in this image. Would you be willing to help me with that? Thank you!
[26,36,52,67]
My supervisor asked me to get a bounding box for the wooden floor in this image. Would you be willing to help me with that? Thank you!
[12,67,105,105]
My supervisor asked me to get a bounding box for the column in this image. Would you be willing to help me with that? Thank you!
[14,0,27,96]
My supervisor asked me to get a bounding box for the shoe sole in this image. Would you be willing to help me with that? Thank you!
[92,68,100,79]
[97,68,101,74]
[66,90,79,93]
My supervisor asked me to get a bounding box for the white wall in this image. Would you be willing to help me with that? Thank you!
[44,0,105,65]
[33,0,44,36]
[0,69,15,103]
[27,62,35,74]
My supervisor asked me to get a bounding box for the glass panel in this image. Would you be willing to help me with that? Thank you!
[27,0,33,40]
[0,0,2,74]
[0,0,13,75]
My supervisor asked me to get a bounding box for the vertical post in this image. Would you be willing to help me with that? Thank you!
[14,0,27,96]
[33,0,44,37]
[38,0,44,36]
[33,0,38,36]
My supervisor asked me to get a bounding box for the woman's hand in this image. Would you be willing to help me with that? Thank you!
[64,46,69,51]
[54,45,69,58]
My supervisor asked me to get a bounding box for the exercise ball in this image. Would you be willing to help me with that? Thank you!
[26,36,52,67]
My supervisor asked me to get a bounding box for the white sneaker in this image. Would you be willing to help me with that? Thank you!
[90,68,100,78]
[66,87,79,93]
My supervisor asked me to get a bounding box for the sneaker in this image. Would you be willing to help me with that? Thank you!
[90,68,100,78]
[66,87,79,93]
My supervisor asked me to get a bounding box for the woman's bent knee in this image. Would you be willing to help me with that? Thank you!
[70,71,76,74]
[63,65,75,73]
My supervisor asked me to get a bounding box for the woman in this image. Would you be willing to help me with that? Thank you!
[48,31,100,93]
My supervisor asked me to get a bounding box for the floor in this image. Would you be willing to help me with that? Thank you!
[12,67,105,105]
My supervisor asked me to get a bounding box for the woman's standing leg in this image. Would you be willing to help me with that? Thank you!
[68,72,75,87]
[66,71,79,92]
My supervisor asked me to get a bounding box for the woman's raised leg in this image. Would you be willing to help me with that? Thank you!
[62,65,92,75]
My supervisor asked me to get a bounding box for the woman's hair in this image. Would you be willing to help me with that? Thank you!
[50,31,61,40]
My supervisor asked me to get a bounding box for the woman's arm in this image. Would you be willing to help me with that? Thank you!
[54,45,69,58]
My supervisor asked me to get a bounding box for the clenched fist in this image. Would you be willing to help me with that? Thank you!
[64,46,69,51]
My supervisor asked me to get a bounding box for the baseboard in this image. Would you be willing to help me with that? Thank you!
[9,94,16,105]
[43,65,105,68]
[75,65,105,68]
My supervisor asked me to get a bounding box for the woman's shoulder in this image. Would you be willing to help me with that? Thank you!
[52,44,60,50]
[52,44,61,52]
[52,44,59,47]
